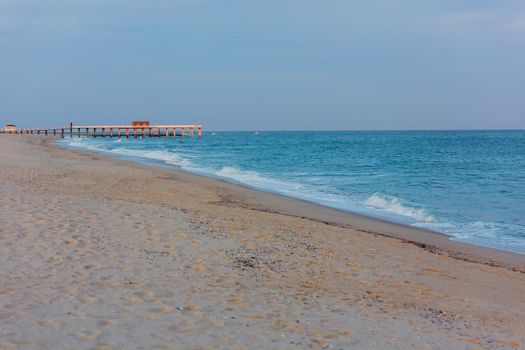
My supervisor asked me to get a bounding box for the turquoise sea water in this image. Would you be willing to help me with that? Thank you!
[61,130,525,254]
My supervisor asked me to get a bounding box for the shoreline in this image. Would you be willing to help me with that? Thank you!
[57,138,525,270]
[2,135,525,349]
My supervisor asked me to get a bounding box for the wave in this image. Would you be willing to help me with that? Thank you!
[213,166,349,205]
[142,150,193,168]
[106,148,193,168]
[417,221,525,254]
[66,139,105,152]
[64,139,193,168]
[364,193,434,223]
[215,166,289,187]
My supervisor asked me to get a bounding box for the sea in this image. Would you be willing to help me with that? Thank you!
[60,130,525,254]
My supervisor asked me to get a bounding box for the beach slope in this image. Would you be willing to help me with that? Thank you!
[0,136,524,349]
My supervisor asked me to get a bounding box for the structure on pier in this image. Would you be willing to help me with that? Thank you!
[1,122,203,138]
[2,124,17,133]
[132,121,150,126]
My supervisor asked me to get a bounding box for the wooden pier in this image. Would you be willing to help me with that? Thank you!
[1,123,203,138]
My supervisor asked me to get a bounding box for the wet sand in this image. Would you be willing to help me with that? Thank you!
[1,135,524,349]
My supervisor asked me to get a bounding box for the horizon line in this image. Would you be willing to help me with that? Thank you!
[205,128,525,132]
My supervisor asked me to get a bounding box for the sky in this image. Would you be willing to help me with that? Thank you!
[0,0,524,131]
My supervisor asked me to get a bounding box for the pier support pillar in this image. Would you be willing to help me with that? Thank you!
[190,128,194,137]
[198,127,202,137]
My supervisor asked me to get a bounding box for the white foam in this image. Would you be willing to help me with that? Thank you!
[417,221,525,254]
[65,139,105,152]
[365,193,434,223]
[215,167,286,186]
[214,167,309,196]
[63,139,193,168]
[108,148,192,168]
[213,167,351,206]
[141,150,193,168]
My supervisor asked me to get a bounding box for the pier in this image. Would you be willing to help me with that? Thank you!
[1,122,203,138]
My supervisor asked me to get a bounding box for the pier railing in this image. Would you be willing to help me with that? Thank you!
[0,124,203,138]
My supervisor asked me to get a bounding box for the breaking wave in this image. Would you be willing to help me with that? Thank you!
[365,193,434,223]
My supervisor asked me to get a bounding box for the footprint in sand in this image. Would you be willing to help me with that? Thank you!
[226,294,251,309]
[135,290,155,298]
[92,345,113,350]
[49,255,62,263]
[244,311,269,320]
[37,320,59,328]
[169,322,197,335]
[272,319,289,330]
[192,259,207,272]
[69,330,101,341]
[152,305,175,314]
[120,295,142,306]
[97,319,116,327]
[179,303,202,317]
[176,231,188,239]
[64,238,78,246]
[81,295,101,305]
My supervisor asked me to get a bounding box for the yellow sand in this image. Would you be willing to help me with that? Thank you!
[0,136,524,349]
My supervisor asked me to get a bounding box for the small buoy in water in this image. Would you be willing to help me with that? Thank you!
[212,132,216,136]
[253,131,260,135]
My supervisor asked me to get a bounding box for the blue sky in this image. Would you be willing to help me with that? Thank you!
[1,1,524,130]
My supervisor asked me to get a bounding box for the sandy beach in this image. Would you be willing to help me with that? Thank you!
[1,135,524,350]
